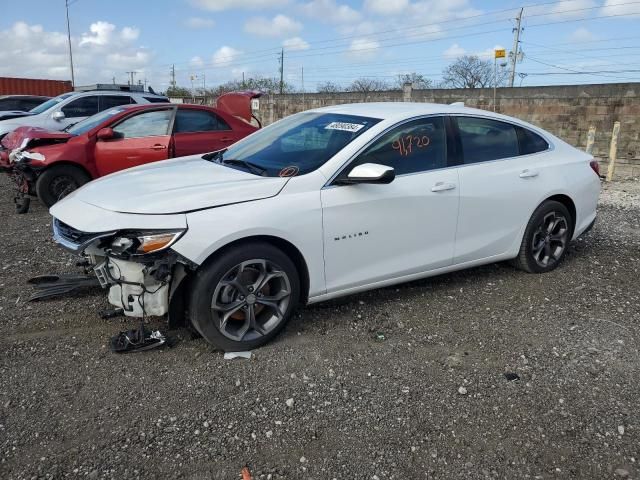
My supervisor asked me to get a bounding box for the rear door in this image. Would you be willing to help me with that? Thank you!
[94,108,175,176]
[452,115,551,264]
[172,108,238,157]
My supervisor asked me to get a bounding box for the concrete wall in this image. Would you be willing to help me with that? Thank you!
[255,83,640,180]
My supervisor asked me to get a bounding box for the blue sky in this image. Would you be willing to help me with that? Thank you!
[1,0,639,92]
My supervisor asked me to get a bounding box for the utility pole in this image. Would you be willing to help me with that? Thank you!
[64,0,75,88]
[126,71,137,85]
[279,48,284,95]
[242,71,245,89]
[301,66,305,109]
[508,8,523,88]
[170,64,176,89]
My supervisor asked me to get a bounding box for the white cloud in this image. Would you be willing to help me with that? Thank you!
[79,21,116,46]
[300,0,361,24]
[443,43,466,58]
[189,0,289,11]
[244,14,302,37]
[121,26,139,41]
[283,36,310,51]
[0,21,151,85]
[190,56,205,68]
[602,0,640,16]
[568,27,597,43]
[526,0,596,20]
[364,0,409,15]
[347,38,380,61]
[212,46,242,66]
[184,17,215,29]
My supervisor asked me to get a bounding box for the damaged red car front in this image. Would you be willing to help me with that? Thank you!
[1,90,262,213]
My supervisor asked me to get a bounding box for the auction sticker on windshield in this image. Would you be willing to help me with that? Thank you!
[325,122,365,132]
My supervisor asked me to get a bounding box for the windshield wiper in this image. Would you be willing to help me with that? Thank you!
[62,122,78,132]
[220,158,267,176]
[202,149,267,176]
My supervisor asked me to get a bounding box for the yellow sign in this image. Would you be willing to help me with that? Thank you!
[495,49,506,59]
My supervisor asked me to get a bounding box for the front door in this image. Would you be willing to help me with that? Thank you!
[94,108,174,176]
[321,116,460,294]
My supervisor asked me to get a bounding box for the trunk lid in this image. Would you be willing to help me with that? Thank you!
[215,90,262,124]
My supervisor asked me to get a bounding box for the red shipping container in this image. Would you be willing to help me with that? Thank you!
[0,77,73,97]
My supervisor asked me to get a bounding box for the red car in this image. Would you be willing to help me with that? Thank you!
[0,91,261,210]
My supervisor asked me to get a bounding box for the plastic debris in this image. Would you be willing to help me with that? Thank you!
[110,322,167,353]
[224,351,252,360]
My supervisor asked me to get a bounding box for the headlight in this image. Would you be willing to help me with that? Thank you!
[110,230,185,256]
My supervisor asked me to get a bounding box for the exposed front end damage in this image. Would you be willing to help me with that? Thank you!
[52,218,194,326]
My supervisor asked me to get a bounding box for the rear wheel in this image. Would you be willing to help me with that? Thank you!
[36,164,91,207]
[188,242,300,351]
[513,200,572,273]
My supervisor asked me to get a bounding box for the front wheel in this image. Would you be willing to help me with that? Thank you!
[35,164,91,207]
[513,200,572,273]
[188,242,300,351]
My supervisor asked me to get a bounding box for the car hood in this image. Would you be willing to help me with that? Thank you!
[68,155,289,214]
[1,126,73,150]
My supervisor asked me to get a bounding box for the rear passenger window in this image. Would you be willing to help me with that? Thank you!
[174,109,230,133]
[516,126,549,155]
[144,96,170,103]
[100,95,133,110]
[457,117,519,164]
[349,117,447,175]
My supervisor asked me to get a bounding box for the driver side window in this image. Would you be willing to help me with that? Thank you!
[349,117,447,176]
[113,109,173,138]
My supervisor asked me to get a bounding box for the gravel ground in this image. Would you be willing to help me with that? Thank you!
[0,175,638,480]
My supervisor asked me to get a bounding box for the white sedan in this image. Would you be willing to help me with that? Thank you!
[50,102,600,350]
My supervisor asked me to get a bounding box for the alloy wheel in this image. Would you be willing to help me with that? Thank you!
[211,259,292,342]
[531,211,569,268]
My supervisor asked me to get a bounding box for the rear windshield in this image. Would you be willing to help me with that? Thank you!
[215,112,381,177]
[67,107,128,135]
[29,93,74,114]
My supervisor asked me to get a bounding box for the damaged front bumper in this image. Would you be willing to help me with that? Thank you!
[52,218,193,321]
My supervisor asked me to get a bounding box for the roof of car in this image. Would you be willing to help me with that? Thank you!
[310,102,512,122]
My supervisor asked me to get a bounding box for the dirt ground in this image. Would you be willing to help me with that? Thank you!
[0,175,638,480]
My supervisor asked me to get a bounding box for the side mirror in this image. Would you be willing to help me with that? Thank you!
[341,163,395,185]
[97,127,116,141]
[52,111,65,121]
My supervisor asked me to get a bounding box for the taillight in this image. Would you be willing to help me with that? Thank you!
[589,160,600,177]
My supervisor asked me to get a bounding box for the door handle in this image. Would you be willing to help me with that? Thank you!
[519,169,539,178]
[431,182,456,192]
[150,144,167,150]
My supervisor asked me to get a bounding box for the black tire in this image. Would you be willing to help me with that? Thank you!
[188,242,300,351]
[35,164,91,208]
[513,200,572,273]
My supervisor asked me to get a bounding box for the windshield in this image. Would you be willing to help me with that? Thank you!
[67,106,128,135]
[213,112,381,177]
[29,93,74,114]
